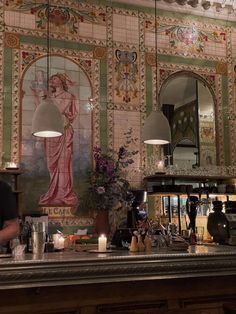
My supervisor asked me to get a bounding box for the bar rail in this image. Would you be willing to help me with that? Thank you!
[1,245,236,290]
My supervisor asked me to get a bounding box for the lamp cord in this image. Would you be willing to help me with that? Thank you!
[46,0,50,92]
[154,0,158,111]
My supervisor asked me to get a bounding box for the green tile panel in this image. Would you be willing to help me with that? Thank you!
[158,54,216,68]
[145,64,153,156]
[99,59,108,153]
[20,35,93,52]
[221,75,230,165]
[145,65,153,115]
[3,48,12,161]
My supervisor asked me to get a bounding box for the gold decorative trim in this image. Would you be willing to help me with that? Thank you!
[145,52,155,66]
[4,33,20,49]
[93,46,107,60]
[216,62,227,75]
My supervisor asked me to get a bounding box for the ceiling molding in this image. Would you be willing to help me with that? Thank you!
[114,0,236,21]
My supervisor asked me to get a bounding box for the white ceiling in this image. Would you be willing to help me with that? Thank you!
[113,0,236,21]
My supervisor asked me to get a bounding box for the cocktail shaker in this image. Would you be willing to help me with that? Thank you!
[31,222,46,254]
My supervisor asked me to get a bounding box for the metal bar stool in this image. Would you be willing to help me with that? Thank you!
[223,303,236,314]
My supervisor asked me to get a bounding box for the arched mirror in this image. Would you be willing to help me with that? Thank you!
[160,72,217,168]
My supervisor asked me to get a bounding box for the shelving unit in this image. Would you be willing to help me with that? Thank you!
[0,169,23,216]
[144,173,236,195]
[144,173,236,234]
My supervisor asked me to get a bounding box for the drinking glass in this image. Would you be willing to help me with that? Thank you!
[196,226,204,244]
[12,244,26,259]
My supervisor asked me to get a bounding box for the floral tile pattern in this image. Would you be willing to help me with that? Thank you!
[113,49,139,105]
[5,0,106,34]
[1,0,236,226]
[145,15,228,59]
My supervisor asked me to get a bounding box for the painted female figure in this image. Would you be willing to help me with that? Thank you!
[39,73,79,206]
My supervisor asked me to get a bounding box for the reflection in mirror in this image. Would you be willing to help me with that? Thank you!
[160,72,216,168]
[173,139,198,168]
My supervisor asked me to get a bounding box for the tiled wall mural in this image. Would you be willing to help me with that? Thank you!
[114,50,139,104]
[1,0,236,229]
[149,21,226,55]
[21,54,94,226]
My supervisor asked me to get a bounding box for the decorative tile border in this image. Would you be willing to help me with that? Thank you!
[140,112,148,173]
[139,13,146,113]
[11,48,20,163]
[225,28,235,165]
[112,5,139,17]
[92,54,100,148]
[107,5,114,153]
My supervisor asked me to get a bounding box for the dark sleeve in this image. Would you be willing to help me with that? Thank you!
[0,181,18,225]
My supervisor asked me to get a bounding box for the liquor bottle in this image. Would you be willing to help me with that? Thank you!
[26,222,32,253]
[144,235,152,252]
[129,236,138,252]
[44,234,54,252]
[137,234,145,252]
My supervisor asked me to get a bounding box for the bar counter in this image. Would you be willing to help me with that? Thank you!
[1,245,236,313]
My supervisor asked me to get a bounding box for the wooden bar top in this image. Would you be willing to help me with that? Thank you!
[1,244,236,290]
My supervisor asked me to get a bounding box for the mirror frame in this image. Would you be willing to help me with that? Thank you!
[158,69,221,166]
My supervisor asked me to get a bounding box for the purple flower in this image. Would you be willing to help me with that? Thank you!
[96,186,105,194]
[118,146,127,159]
[90,128,139,210]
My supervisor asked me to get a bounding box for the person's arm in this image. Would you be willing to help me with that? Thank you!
[0,218,19,245]
[0,181,19,245]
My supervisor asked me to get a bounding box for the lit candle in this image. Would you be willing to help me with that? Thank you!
[6,162,18,168]
[157,160,164,171]
[53,234,65,250]
[58,236,65,249]
[98,234,107,252]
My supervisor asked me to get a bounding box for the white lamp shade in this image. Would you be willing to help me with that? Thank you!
[32,98,64,138]
[142,110,171,145]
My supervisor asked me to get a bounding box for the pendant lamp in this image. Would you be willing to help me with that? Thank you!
[142,110,171,145]
[141,0,171,145]
[31,0,63,138]
[32,98,64,137]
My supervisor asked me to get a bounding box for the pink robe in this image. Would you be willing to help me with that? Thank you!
[39,91,79,206]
